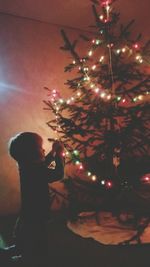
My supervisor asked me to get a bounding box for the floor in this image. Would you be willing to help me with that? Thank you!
[0,214,150,267]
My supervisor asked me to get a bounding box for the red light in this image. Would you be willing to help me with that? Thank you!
[141,174,150,184]
[101,0,112,7]
[79,165,83,170]
[105,180,113,189]
[133,43,139,49]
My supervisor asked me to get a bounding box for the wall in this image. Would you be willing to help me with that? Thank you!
[0,13,81,214]
[0,5,149,214]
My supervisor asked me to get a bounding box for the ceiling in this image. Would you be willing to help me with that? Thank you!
[0,0,150,35]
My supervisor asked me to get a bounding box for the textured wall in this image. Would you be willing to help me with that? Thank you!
[0,14,80,214]
[0,2,149,214]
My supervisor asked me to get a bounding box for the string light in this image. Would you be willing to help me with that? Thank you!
[99,56,104,62]
[45,1,149,186]
[91,175,97,181]
[133,43,139,49]
[92,65,97,70]
[105,180,113,188]
[88,50,93,57]
[122,47,126,53]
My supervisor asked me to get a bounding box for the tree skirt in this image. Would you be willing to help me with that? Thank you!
[49,180,150,245]
[67,211,150,245]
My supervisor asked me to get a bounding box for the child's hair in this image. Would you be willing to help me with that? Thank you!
[8,132,43,163]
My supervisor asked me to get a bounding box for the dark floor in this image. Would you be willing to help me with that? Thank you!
[0,214,150,267]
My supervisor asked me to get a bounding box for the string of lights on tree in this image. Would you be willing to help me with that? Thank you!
[44,0,150,188]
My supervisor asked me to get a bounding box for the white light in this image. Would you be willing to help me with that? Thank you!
[107,94,111,100]
[99,56,104,62]
[92,65,96,70]
[116,49,120,54]
[59,99,64,103]
[88,50,93,57]
[77,91,81,97]
[138,95,143,100]
[99,15,104,20]
[95,88,100,93]
[90,83,95,88]
[100,92,106,98]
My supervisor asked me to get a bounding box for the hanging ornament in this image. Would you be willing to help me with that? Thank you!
[113,147,121,168]
[100,0,112,7]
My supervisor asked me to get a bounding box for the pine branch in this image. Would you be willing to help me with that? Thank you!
[60,29,80,63]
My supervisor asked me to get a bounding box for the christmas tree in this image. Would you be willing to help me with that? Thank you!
[44,0,150,188]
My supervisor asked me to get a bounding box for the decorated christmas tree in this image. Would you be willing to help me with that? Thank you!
[44,0,150,188]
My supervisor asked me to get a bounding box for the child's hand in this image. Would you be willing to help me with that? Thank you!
[52,140,64,156]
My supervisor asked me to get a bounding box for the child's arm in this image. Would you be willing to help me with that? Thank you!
[45,141,65,181]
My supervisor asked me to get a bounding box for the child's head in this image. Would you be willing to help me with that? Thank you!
[8,132,45,164]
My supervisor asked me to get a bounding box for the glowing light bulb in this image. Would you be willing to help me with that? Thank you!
[104,19,108,23]
[116,96,121,101]
[106,5,110,12]
[92,65,96,70]
[138,95,143,100]
[91,175,97,181]
[101,180,105,185]
[107,43,114,48]
[59,99,64,104]
[99,56,104,62]
[133,43,139,49]
[79,165,83,170]
[77,91,81,97]
[116,49,121,54]
[99,15,104,20]
[73,150,79,155]
[107,94,111,100]
[88,50,93,57]
[95,39,100,45]
[136,55,140,60]
[84,67,89,72]
[133,97,137,102]
[100,92,106,98]
[87,172,91,176]
[106,181,113,188]
[95,88,100,93]
[90,83,95,88]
